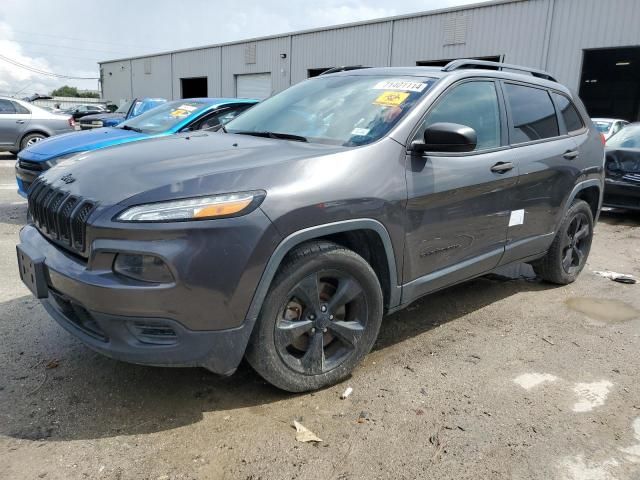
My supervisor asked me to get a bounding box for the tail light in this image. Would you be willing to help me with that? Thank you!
[68,117,75,128]
[600,133,606,145]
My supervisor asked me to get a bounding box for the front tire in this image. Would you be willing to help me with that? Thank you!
[532,199,594,285]
[246,241,383,392]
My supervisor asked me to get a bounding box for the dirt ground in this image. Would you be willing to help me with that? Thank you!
[1,152,639,480]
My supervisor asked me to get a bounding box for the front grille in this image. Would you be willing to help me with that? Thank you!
[622,173,640,184]
[18,158,46,172]
[28,177,96,256]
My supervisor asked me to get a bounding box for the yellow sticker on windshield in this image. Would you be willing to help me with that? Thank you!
[373,91,410,107]
[170,109,189,117]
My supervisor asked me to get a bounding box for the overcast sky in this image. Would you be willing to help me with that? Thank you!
[0,0,476,97]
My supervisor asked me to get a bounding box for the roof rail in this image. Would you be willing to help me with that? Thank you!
[442,59,557,82]
[319,65,371,75]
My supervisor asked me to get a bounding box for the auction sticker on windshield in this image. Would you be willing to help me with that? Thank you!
[373,80,428,92]
[373,91,410,107]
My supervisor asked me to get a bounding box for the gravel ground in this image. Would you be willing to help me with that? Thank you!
[1,152,639,480]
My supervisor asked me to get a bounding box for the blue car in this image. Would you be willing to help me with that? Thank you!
[15,98,258,196]
[77,97,167,130]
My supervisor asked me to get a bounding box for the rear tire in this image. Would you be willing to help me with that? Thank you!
[532,199,593,285]
[245,241,383,392]
[20,132,47,150]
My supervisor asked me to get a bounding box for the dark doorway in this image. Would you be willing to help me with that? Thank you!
[308,68,331,78]
[416,55,502,67]
[579,47,640,121]
[180,77,208,98]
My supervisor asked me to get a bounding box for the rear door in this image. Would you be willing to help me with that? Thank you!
[402,79,518,299]
[0,99,31,147]
[499,82,579,264]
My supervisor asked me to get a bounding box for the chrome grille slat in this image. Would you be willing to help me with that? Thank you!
[26,180,96,256]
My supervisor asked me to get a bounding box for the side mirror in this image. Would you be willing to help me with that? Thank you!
[411,122,477,154]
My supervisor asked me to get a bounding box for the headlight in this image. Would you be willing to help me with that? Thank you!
[46,151,90,168]
[116,191,265,222]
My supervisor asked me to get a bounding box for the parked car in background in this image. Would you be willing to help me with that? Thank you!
[15,97,257,196]
[16,60,604,392]
[78,97,166,130]
[593,118,629,141]
[0,97,74,154]
[64,104,108,120]
[603,122,640,210]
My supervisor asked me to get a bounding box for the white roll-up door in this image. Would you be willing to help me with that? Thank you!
[236,73,272,100]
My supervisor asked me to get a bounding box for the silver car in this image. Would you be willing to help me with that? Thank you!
[0,97,75,153]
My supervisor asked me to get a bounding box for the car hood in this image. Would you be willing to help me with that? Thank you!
[79,112,125,122]
[41,132,348,206]
[605,148,640,183]
[18,127,147,161]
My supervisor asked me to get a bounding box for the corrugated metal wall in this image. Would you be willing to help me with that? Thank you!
[100,0,640,102]
[172,47,222,98]
[290,22,393,83]
[220,36,290,97]
[391,0,549,68]
[546,0,640,90]
[130,55,172,99]
[100,60,132,103]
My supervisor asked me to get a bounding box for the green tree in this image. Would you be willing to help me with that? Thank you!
[51,85,79,97]
[50,86,100,98]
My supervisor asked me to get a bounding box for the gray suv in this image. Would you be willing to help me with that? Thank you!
[16,60,605,392]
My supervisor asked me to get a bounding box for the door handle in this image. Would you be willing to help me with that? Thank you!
[16,120,25,124]
[563,150,579,160]
[490,161,514,174]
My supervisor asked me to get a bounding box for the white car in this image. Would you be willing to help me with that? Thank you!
[592,118,629,141]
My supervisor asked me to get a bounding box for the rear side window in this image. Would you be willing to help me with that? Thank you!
[551,93,584,134]
[504,83,559,143]
[0,99,17,114]
[12,102,30,114]
[418,81,501,151]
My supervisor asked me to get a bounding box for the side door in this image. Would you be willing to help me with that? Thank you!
[499,82,580,265]
[402,79,518,300]
[0,99,30,147]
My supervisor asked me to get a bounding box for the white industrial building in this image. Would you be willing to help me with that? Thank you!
[99,0,640,120]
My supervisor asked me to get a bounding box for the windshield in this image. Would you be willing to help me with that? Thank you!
[594,121,612,133]
[115,100,133,114]
[607,124,640,149]
[225,75,436,146]
[118,100,209,134]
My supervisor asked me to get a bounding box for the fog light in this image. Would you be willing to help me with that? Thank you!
[113,254,174,283]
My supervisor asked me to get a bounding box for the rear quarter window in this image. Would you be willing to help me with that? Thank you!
[504,83,559,143]
[551,93,584,134]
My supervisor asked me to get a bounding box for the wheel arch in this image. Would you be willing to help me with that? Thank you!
[563,179,603,224]
[245,219,401,325]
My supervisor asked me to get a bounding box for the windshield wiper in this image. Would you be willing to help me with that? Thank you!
[233,131,308,142]
[119,125,143,133]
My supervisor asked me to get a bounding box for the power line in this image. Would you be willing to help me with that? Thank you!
[0,54,99,80]
[10,38,132,55]
[10,29,158,50]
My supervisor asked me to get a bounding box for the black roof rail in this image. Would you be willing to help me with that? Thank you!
[442,59,557,82]
[319,65,371,75]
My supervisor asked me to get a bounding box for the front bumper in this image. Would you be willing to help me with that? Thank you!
[603,177,640,210]
[18,210,280,373]
[15,162,42,197]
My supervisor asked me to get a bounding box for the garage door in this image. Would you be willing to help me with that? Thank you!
[236,73,272,100]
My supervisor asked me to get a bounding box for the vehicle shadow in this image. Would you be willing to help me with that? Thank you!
[0,151,17,161]
[0,264,555,442]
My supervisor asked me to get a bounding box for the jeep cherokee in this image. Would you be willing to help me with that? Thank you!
[16,60,605,392]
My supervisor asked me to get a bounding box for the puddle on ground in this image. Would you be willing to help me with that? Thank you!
[566,297,640,323]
